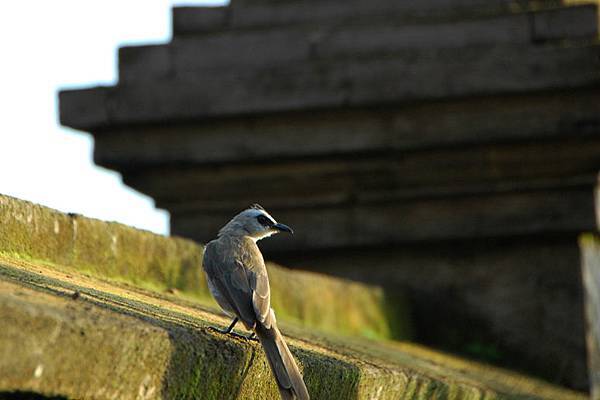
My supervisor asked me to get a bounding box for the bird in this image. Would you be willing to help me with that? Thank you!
[202,204,310,400]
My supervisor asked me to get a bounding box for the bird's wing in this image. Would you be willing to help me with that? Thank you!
[249,259,272,328]
[235,242,272,328]
[203,241,257,328]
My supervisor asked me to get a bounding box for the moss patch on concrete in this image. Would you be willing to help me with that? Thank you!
[0,194,411,341]
[0,257,585,400]
[0,194,204,296]
[268,263,413,340]
[579,232,599,248]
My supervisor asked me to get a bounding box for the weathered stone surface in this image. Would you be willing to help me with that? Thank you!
[118,45,172,83]
[0,194,409,341]
[173,1,596,38]
[221,0,600,33]
[125,5,598,83]
[57,0,600,391]
[282,236,589,390]
[0,255,586,400]
[580,233,600,399]
[0,279,174,400]
[532,4,598,41]
[269,264,413,340]
[170,187,596,252]
[59,86,109,132]
[226,0,563,29]
[119,137,600,209]
[0,194,203,296]
[61,43,600,130]
[172,6,229,35]
[91,90,600,167]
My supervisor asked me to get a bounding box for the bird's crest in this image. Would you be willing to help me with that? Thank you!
[250,203,265,211]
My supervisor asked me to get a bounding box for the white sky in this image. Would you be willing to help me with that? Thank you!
[0,1,226,235]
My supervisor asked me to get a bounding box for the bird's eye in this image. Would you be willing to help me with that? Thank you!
[257,215,271,226]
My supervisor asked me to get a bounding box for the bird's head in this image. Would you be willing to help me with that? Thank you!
[219,204,293,241]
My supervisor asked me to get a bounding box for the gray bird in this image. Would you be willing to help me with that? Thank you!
[202,204,310,400]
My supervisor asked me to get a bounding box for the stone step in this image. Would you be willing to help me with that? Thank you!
[172,0,576,34]
[0,194,410,341]
[119,138,600,210]
[89,89,600,168]
[288,235,589,390]
[59,42,600,131]
[170,186,597,251]
[122,4,597,83]
[0,258,585,400]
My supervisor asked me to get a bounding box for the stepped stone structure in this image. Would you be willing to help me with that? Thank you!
[0,194,587,399]
[59,0,600,390]
[580,234,600,399]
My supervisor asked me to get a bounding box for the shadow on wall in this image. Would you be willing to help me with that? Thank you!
[277,235,588,389]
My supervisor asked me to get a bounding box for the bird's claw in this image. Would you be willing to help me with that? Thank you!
[209,325,233,335]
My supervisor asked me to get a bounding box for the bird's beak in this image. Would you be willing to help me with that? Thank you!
[273,223,293,234]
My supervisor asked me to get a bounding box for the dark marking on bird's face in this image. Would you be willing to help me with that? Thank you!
[256,214,274,227]
[221,207,293,239]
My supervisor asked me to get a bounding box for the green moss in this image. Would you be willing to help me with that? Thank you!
[0,195,204,296]
[267,263,413,341]
[579,232,600,248]
[0,259,586,400]
[0,195,75,265]
[0,194,413,342]
[162,330,257,399]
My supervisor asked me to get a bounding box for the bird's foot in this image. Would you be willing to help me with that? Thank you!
[209,317,239,335]
[208,318,258,342]
[209,325,234,335]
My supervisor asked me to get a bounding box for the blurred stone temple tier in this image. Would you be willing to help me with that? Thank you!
[59,0,600,391]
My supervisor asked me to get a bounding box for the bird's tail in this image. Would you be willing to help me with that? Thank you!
[254,311,309,400]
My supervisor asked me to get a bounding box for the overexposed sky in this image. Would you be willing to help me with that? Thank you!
[0,1,226,235]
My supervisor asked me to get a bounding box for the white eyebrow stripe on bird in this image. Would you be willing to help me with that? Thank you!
[246,209,276,225]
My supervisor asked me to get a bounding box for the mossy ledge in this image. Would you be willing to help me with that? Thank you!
[0,194,410,341]
[0,257,585,400]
